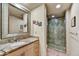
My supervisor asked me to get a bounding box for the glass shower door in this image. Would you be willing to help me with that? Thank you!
[47,18,66,52]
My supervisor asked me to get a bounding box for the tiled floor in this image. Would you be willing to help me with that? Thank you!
[47,48,66,56]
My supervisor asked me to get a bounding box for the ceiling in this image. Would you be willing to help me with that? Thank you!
[20,3,43,11]
[20,3,71,17]
[46,3,71,17]
[9,3,71,18]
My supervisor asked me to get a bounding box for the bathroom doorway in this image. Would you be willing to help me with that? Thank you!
[47,17,66,55]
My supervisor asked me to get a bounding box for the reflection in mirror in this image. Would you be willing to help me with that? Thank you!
[2,3,30,39]
[8,4,28,34]
[0,3,2,40]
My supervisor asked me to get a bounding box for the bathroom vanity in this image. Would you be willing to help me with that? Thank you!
[0,37,39,56]
[0,4,40,56]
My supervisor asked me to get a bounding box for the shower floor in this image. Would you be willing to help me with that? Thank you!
[47,48,66,56]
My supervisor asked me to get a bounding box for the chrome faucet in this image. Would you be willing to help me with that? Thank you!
[13,37,20,42]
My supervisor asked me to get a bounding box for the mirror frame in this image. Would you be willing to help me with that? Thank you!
[1,3,31,39]
[0,3,2,40]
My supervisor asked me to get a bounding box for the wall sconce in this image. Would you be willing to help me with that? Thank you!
[24,24,26,27]
[33,20,36,24]
[33,20,42,26]
[71,16,76,27]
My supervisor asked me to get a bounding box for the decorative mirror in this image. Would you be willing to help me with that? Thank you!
[2,3,29,38]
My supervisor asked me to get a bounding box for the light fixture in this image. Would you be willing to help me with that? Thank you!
[52,15,55,18]
[56,4,61,8]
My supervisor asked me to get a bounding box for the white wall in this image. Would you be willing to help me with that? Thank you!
[66,3,79,56]
[65,8,71,55]
[31,4,47,56]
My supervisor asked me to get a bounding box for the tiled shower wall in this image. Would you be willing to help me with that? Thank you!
[47,18,66,52]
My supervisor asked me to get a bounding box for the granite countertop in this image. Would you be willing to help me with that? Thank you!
[0,37,39,56]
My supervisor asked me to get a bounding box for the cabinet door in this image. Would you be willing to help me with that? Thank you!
[24,43,34,56]
[24,41,39,56]
[33,41,39,56]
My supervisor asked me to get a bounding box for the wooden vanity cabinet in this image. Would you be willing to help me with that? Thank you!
[6,46,25,56]
[33,41,39,56]
[6,40,39,56]
[25,40,39,56]
[24,43,34,56]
